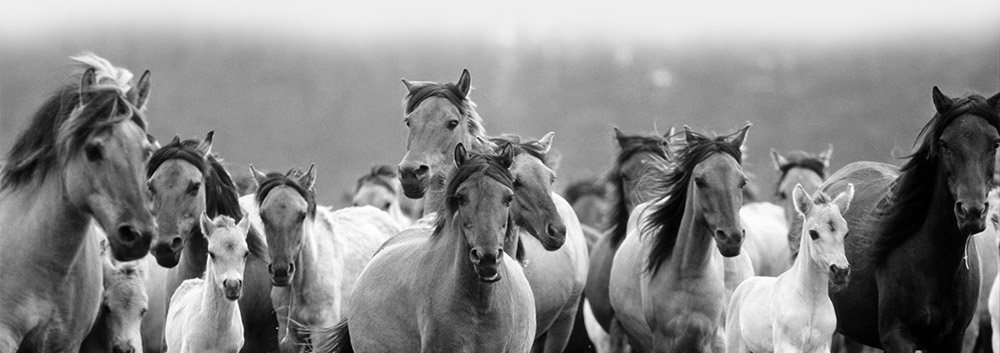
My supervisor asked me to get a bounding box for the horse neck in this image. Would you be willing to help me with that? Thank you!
[668,186,719,275]
[788,223,830,297]
[2,172,93,274]
[291,217,337,294]
[178,229,209,280]
[200,259,239,331]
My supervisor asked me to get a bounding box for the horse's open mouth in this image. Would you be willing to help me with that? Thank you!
[479,273,501,283]
[475,266,501,283]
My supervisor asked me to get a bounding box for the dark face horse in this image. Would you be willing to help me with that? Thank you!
[824,87,1000,352]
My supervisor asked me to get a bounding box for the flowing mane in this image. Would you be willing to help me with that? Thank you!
[255,168,318,217]
[872,93,1000,262]
[1,53,145,190]
[774,151,827,196]
[146,138,268,260]
[644,131,743,273]
[432,151,515,241]
[355,165,398,193]
[608,131,671,247]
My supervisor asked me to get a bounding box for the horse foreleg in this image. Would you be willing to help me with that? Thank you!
[541,298,580,353]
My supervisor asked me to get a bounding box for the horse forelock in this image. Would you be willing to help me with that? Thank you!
[72,52,134,93]
[873,94,1000,262]
[644,130,743,274]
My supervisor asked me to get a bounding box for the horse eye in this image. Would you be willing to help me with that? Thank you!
[208,252,216,259]
[243,252,249,259]
[85,143,104,161]
[381,202,391,211]
[298,213,307,222]
[454,194,467,206]
[809,230,820,240]
[739,179,747,189]
[446,120,460,130]
[403,119,410,127]
[140,308,148,316]
[694,177,707,188]
[993,142,999,150]
[938,140,950,151]
[777,191,787,200]
[187,183,201,195]
[513,179,523,188]
[504,195,515,205]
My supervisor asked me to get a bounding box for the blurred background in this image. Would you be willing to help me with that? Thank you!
[2,1,999,207]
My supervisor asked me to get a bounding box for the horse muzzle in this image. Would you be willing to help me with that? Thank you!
[268,263,294,287]
[829,264,851,290]
[955,201,988,234]
[107,223,154,261]
[223,279,243,301]
[398,163,430,199]
[150,235,183,268]
[714,229,744,257]
[470,247,503,282]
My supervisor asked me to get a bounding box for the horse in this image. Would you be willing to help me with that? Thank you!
[395,69,587,352]
[771,146,833,259]
[990,223,999,353]
[82,234,150,353]
[963,188,1000,353]
[145,132,277,353]
[564,177,611,232]
[609,125,750,352]
[351,165,415,228]
[316,144,536,353]
[0,53,155,352]
[166,214,251,353]
[821,87,1000,352]
[249,165,399,352]
[726,184,855,353]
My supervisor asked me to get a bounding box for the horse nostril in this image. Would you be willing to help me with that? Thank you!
[287,262,295,274]
[547,223,566,237]
[170,236,182,249]
[470,249,482,264]
[267,264,274,274]
[118,225,139,243]
[414,165,429,177]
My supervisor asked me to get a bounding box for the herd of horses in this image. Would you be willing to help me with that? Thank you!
[0,53,998,353]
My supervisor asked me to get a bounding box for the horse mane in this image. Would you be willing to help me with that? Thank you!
[402,81,487,145]
[355,164,398,193]
[432,151,515,242]
[644,130,743,274]
[255,168,319,218]
[608,131,671,247]
[774,150,827,195]
[2,53,144,190]
[873,93,1000,262]
[564,178,608,206]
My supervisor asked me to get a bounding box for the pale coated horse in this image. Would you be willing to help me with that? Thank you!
[83,233,150,353]
[395,69,587,352]
[145,132,276,353]
[315,144,536,353]
[352,165,415,228]
[0,54,155,352]
[963,188,999,353]
[771,146,833,259]
[990,220,999,353]
[609,125,750,352]
[726,184,854,353]
[250,165,399,352]
[166,214,251,353]
[564,177,610,232]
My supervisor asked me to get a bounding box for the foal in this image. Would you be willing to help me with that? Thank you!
[726,184,854,353]
[166,214,251,353]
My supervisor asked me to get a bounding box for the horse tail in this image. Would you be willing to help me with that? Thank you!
[313,320,353,353]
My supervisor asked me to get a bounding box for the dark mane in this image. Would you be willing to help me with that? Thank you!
[775,150,827,195]
[564,178,608,206]
[873,93,1000,262]
[355,165,397,193]
[2,81,143,190]
[405,82,470,116]
[255,168,318,217]
[644,131,743,273]
[608,131,671,247]
[146,138,267,260]
[488,135,550,166]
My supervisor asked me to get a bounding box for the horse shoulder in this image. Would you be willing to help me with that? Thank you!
[607,224,654,350]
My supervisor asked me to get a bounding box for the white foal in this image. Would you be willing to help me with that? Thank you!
[165,214,251,353]
[726,183,854,353]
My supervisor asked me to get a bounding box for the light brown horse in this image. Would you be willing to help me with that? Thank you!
[395,69,587,352]
[770,146,832,259]
[0,54,155,352]
[610,126,750,352]
[316,144,536,352]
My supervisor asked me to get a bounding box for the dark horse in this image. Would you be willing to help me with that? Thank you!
[822,87,1000,352]
[146,133,277,353]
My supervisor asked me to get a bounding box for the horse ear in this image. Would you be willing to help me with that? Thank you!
[770,148,789,171]
[170,135,181,145]
[498,143,514,169]
[454,143,468,166]
[683,125,697,145]
[199,212,215,238]
[147,134,161,150]
[727,124,751,149]
[196,131,214,156]
[236,215,251,237]
[134,70,151,110]
[818,144,833,168]
[456,69,471,97]
[536,132,555,154]
[79,68,97,103]
[613,127,627,147]
[987,91,1000,110]
[249,165,267,189]
[299,164,317,190]
[833,183,855,213]
[401,78,416,93]
[665,126,676,138]
[792,183,813,216]
[932,86,952,114]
